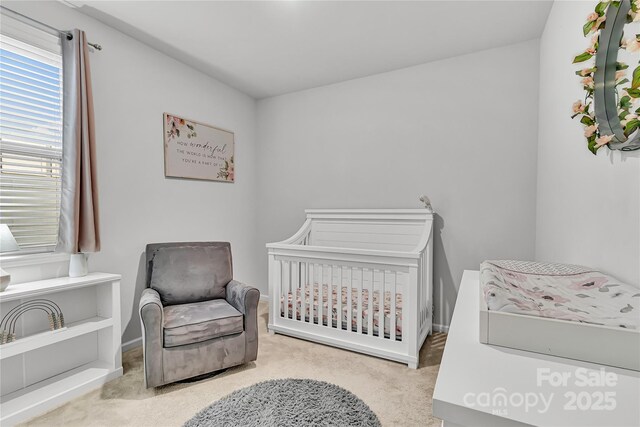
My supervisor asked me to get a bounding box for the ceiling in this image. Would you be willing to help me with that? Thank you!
[65,1,553,99]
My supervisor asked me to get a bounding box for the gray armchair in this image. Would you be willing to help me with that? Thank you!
[139,242,259,388]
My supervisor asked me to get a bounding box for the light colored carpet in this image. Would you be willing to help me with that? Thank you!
[22,301,446,427]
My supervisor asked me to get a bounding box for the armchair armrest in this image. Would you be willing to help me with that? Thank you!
[226,280,260,363]
[140,287,163,313]
[139,288,164,388]
[226,280,260,315]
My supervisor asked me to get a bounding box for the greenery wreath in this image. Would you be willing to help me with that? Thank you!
[572,0,640,154]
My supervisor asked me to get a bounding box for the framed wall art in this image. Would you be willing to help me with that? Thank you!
[163,113,235,182]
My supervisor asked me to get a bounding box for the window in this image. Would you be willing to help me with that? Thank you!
[0,14,63,254]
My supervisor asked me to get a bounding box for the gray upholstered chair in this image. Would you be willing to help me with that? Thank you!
[139,242,259,388]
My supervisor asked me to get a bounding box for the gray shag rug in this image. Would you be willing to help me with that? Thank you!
[183,378,381,427]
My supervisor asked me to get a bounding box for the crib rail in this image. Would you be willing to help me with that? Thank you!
[267,244,421,267]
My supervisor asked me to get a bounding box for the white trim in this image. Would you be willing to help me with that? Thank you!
[0,251,69,268]
[259,294,270,302]
[432,323,449,334]
[122,337,142,353]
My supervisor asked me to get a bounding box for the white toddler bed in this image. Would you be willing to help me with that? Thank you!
[267,209,433,368]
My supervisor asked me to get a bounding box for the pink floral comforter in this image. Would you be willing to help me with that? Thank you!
[280,283,403,339]
[481,260,639,329]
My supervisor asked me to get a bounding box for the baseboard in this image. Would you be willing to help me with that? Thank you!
[432,323,449,334]
[122,337,142,352]
[259,294,270,302]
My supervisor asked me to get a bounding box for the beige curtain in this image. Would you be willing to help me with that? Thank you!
[56,29,100,253]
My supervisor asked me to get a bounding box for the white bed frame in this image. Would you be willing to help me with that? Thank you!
[267,209,433,368]
[479,286,640,371]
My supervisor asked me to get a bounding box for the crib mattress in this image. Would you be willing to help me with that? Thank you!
[280,283,402,339]
[481,260,639,329]
[480,260,640,371]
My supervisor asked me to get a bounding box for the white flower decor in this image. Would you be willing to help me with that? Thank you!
[572,0,640,154]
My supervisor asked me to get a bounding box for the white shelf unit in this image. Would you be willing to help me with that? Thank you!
[0,273,122,426]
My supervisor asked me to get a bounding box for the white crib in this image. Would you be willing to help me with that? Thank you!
[267,209,433,368]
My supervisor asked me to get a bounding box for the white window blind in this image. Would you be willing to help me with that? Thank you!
[0,14,63,253]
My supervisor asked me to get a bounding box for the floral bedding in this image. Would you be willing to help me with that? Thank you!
[280,283,403,340]
[481,260,639,329]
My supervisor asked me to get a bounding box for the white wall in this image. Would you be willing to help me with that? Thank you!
[536,1,640,286]
[2,1,259,345]
[256,39,541,327]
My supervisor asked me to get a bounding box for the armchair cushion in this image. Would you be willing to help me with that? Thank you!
[163,299,243,348]
[149,244,232,305]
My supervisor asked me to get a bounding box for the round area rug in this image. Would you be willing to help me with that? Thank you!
[183,378,381,427]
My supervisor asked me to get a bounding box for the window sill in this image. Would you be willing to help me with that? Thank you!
[0,252,70,269]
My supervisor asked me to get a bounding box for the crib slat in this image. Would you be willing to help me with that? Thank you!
[309,263,315,324]
[327,265,333,328]
[290,261,295,321]
[276,259,283,320]
[366,268,374,336]
[378,270,387,339]
[283,261,289,321]
[279,260,284,320]
[298,261,303,313]
[319,264,325,326]
[323,265,328,327]
[356,267,363,334]
[309,263,313,324]
[390,270,397,341]
[326,264,331,327]
[300,261,306,324]
[292,262,298,323]
[337,266,343,331]
[347,267,353,333]
[312,263,318,324]
[311,263,317,324]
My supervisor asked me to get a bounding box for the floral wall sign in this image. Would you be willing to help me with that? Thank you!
[572,0,640,153]
[163,113,235,182]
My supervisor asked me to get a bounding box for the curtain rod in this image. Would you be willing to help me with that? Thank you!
[0,6,102,51]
